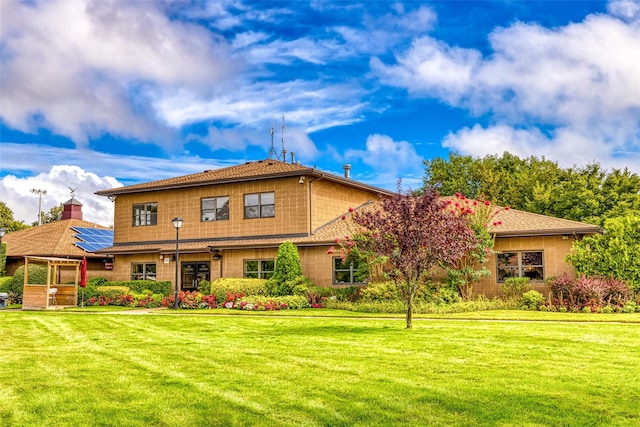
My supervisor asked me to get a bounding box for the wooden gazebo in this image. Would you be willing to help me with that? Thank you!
[22,256,82,310]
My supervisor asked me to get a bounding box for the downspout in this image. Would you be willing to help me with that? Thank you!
[308,174,325,235]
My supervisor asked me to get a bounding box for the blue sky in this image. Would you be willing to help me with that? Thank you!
[1,0,639,226]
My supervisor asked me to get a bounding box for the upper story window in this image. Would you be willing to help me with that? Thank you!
[201,196,229,222]
[133,203,157,226]
[244,192,275,219]
[496,251,544,282]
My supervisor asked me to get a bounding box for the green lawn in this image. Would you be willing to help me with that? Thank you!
[1,310,639,426]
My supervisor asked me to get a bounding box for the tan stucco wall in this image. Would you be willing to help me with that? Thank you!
[310,180,379,232]
[474,235,580,298]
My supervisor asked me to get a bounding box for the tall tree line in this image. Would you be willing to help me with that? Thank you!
[423,152,640,225]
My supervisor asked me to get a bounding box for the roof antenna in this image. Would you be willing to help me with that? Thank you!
[268,94,278,160]
[281,114,286,161]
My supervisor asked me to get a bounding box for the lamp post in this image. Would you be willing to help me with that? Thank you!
[172,217,183,309]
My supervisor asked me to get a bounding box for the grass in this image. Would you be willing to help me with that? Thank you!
[1,310,639,426]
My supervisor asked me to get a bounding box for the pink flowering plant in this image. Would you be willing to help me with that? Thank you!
[443,193,509,300]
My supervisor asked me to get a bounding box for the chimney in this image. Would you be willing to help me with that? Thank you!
[343,164,351,179]
[291,151,295,164]
[62,197,83,220]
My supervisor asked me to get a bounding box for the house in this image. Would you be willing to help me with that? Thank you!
[478,208,601,297]
[95,159,391,290]
[2,196,114,283]
[94,158,600,297]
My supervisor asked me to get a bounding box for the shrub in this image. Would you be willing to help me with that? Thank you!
[548,273,575,302]
[11,265,49,298]
[0,276,12,293]
[238,295,309,310]
[198,279,211,296]
[622,301,637,313]
[88,276,109,286]
[108,280,172,295]
[333,286,362,302]
[265,275,310,297]
[266,241,311,296]
[603,277,631,306]
[96,286,130,299]
[131,291,164,308]
[360,282,400,302]
[272,241,303,282]
[210,278,267,298]
[520,290,545,310]
[323,297,517,314]
[501,277,531,299]
[572,276,607,307]
[421,282,462,305]
[306,286,334,306]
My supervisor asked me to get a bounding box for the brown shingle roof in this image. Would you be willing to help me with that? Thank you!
[489,208,601,237]
[2,219,112,258]
[95,159,394,197]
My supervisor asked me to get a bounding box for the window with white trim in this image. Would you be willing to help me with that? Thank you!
[244,192,275,218]
[496,251,544,281]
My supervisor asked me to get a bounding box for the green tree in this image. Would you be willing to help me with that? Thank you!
[33,203,64,225]
[0,201,30,232]
[266,241,309,296]
[566,215,640,292]
[424,152,640,225]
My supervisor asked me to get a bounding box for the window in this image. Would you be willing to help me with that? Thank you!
[133,203,157,226]
[244,192,275,218]
[244,260,275,279]
[201,196,229,221]
[496,251,544,281]
[333,257,366,285]
[131,263,156,281]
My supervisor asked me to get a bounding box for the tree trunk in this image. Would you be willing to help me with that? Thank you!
[405,293,414,329]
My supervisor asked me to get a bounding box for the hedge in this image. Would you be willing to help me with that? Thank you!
[210,278,267,297]
[105,280,172,295]
[0,276,12,293]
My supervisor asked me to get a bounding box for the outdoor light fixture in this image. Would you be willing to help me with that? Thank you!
[0,228,5,246]
[298,176,305,184]
[172,217,183,309]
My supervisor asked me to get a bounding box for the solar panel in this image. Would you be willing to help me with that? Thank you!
[72,226,114,253]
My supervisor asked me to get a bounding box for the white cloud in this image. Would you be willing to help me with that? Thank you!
[371,6,640,173]
[443,124,640,173]
[0,166,120,226]
[0,143,237,185]
[608,0,640,21]
[371,37,481,105]
[0,0,238,145]
[345,134,424,189]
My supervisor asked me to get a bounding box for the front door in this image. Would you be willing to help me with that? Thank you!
[181,262,210,291]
